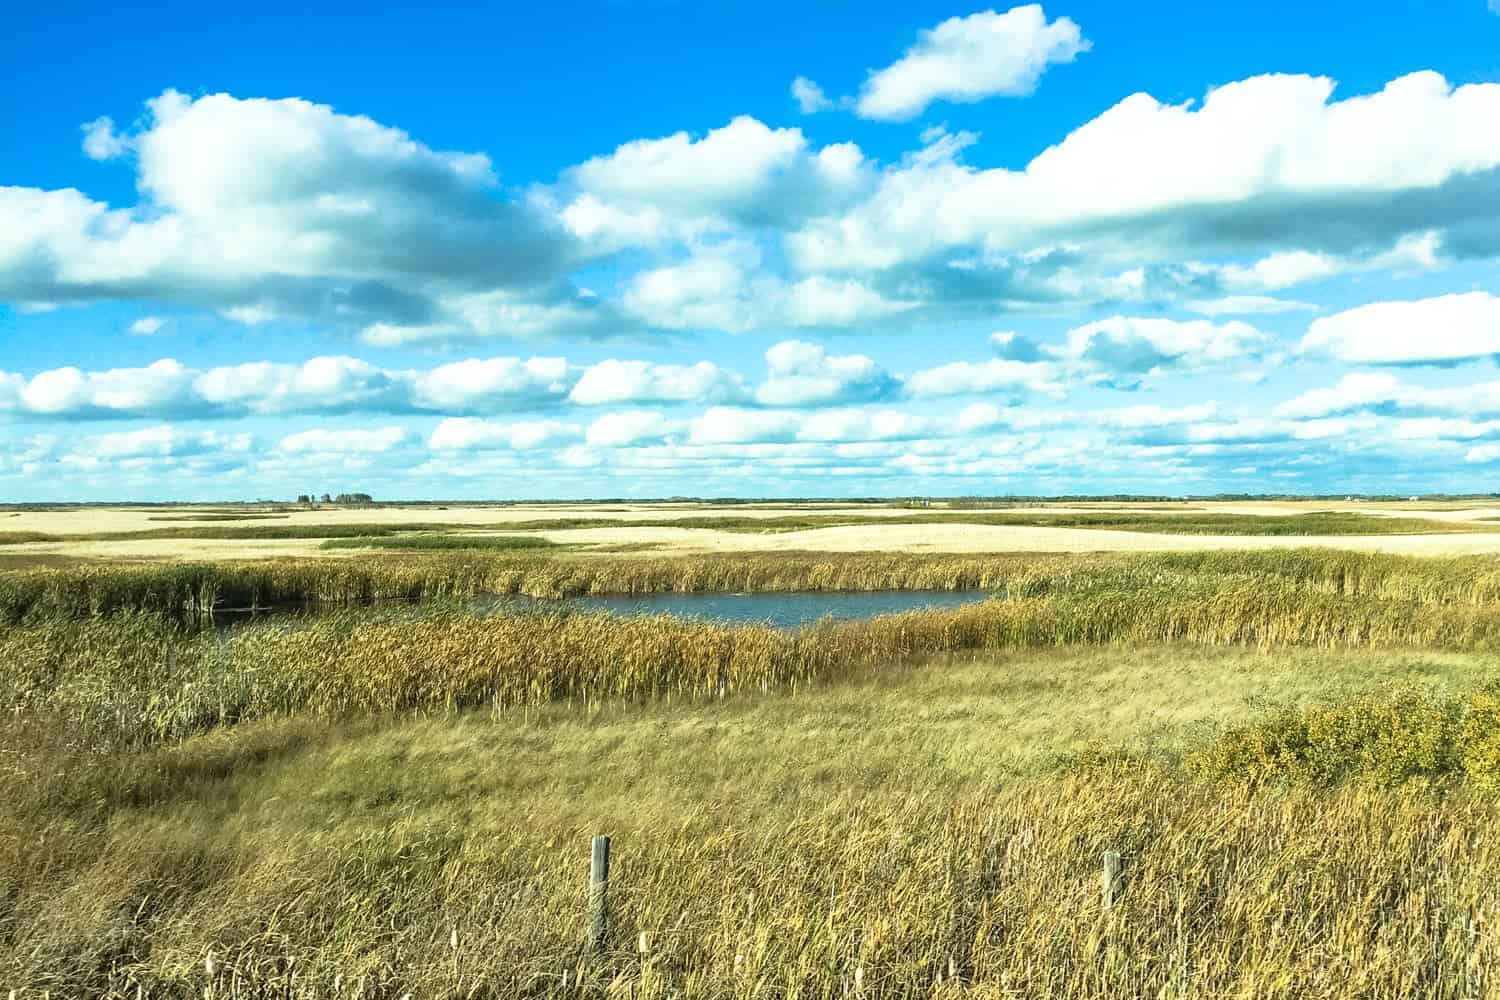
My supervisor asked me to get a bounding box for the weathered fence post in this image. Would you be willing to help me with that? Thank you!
[589,835,611,953]
[1103,850,1123,909]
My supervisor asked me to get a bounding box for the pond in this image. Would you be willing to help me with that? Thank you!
[562,589,994,629]
[214,588,995,632]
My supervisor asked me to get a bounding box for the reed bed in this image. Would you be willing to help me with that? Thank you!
[5,747,1500,998]
[9,548,1500,625]
[12,564,1500,748]
[10,549,1500,995]
[319,534,559,552]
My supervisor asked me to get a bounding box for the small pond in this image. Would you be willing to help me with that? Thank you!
[214,589,994,632]
[562,589,993,629]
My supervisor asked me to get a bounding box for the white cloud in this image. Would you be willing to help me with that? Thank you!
[1299,292,1500,365]
[905,358,1062,399]
[564,116,870,244]
[1468,443,1500,463]
[1218,251,1346,292]
[7,91,577,342]
[78,425,251,459]
[791,77,836,114]
[623,243,908,331]
[278,426,410,454]
[0,354,578,421]
[412,357,573,412]
[855,5,1089,121]
[80,117,130,160]
[1053,316,1271,387]
[585,410,679,447]
[427,417,581,451]
[1184,295,1318,317]
[799,408,933,442]
[569,359,747,407]
[755,340,898,406]
[14,69,1500,345]
[789,71,1500,284]
[690,407,800,444]
[128,316,167,335]
[1276,372,1500,420]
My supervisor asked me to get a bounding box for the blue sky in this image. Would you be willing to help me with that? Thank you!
[4,0,1500,500]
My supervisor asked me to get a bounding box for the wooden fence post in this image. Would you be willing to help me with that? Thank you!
[1103,850,1123,909]
[589,835,611,952]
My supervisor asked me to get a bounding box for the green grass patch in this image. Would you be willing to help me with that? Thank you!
[320,533,558,552]
[146,513,293,522]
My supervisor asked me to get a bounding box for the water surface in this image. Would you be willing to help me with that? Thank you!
[216,588,994,632]
[562,589,992,629]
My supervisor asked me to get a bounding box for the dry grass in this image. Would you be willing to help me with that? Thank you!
[5,646,1500,997]
[8,500,1500,562]
[11,549,1500,996]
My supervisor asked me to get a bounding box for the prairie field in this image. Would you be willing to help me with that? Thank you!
[7,498,1500,563]
[5,544,1500,997]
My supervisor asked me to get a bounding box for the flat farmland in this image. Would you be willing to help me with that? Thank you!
[5,499,1500,563]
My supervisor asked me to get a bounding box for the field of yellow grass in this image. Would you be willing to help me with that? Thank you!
[6,498,1500,563]
[9,546,1500,994]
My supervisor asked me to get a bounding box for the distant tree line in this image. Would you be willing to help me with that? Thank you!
[295,493,375,506]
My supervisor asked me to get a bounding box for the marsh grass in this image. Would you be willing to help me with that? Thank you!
[11,553,1500,995]
[13,547,1500,625]
[14,552,1500,749]
[146,514,292,522]
[319,533,559,552]
[6,647,1500,997]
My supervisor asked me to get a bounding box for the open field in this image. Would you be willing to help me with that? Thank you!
[7,499,1500,562]
[9,547,1500,995]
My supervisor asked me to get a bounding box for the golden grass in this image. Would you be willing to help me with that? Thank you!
[11,549,1500,995]
[9,499,1500,562]
[6,646,1500,997]
[14,549,1500,748]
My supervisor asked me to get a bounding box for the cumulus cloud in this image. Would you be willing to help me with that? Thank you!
[80,116,129,160]
[1276,372,1500,420]
[791,77,837,114]
[622,243,910,332]
[73,425,252,460]
[1052,317,1272,387]
[128,316,167,335]
[1298,292,1500,365]
[755,340,899,406]
[568,359,747,407]
[1184,296,1318,317]
[905,358,1062,399]
[563,116,872,246]
[5,91,579,342]
[0,354,581,421]
[12,68,1500,344]
[855,5,1089,121]
[788,71,1500,289]
[278,426,410,454]
[585,410,680,447]
[689,407,800,445]
[427,417,581,452]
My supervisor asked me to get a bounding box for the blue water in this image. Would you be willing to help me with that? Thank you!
[563,589,992,629]
[215,589,995,632]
